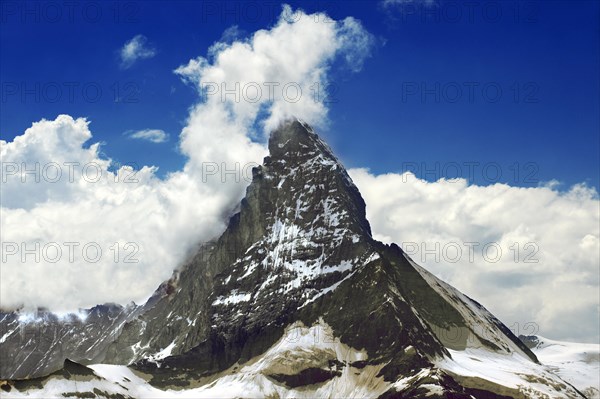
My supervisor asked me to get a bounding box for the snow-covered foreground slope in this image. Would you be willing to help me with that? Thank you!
[522,336,600,399]
[437,348,582,399]
[2,320,589,399]
[1,320,389,399]
[406,249,599,398]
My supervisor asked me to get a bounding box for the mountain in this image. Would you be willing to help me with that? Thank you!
[0,303,138,379]
[0,119,589,398]
[0,359,136,399]
[520,335,600,399]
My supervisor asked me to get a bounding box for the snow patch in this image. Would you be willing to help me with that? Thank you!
[213,291,252,306]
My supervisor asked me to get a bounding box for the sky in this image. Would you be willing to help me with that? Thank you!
[0,0,599,343]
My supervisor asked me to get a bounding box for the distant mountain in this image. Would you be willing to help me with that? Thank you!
[0,303,138,379]
[0,120,589,398]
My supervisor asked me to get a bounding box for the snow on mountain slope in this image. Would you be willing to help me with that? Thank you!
[438,347,582,399]
[407,254,592,398]
[149,319,391,399]
[0,320,396,398]
[3,322,587,399]
[522,335,600,399]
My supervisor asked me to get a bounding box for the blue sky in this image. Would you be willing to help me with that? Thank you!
[1,0,598,187]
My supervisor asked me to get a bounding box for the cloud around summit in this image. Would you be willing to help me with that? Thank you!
[1,5,375,312]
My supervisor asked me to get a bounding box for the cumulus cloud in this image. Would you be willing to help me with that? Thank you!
[0,5,373,312]
[125,129,169,143]
[349,169,600,343]
[174,4,374,135]
[0,116,238,311]
[120,34,156,69]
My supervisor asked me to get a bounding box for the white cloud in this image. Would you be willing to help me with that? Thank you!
[120,34,156,69]
[174,4,374,136]
[1,116,235,311]
[349,168,600,343]
[0,6,373,312]
[337,17,376,73]
[208,25,243,58]
[126,129,169,143]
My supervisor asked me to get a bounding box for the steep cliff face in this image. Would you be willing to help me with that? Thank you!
[0,120,585,398]
[124,120,447,384]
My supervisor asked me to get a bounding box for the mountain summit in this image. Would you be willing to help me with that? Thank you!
[0,120,587,398]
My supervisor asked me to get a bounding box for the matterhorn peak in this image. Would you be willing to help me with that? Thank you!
[0,121,588,399]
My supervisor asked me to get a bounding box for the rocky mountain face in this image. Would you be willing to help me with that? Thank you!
[0,304,137,379]
[0,120,588,398]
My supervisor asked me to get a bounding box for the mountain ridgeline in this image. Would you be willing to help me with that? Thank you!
[0,120,586,398]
